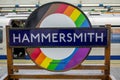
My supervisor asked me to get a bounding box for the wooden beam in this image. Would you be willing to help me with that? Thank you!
[10,74,105,79]
[13,65,107,70]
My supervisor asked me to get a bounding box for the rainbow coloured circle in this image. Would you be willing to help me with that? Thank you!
[25,2,92,71]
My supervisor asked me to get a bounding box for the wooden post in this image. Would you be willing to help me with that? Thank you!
[105,24,111,80]
[6,26,14,80]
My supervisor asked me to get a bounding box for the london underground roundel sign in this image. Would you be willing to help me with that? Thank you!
[25,2,92,71]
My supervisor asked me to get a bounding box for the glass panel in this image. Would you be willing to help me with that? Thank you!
[11,20,26,28]
[111,29,120,43]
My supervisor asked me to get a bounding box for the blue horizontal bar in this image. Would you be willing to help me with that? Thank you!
[0,55,120,60]
[9,28,108,47]
[86,56,104,60]
[0,55,7,60]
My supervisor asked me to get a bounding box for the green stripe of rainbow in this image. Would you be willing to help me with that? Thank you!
[30,3,90,71]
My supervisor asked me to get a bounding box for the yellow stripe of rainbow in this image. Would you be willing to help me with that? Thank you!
[40,57,53,69]
[70,9,81,22]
